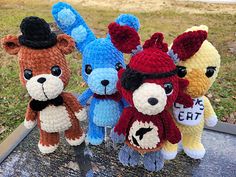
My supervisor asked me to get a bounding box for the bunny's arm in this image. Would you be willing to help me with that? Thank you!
[24,102,37,129]
[114,107,134,136]
[52,2,96,52]
[78,88,93,107]
[203,96,218,127]
[161,110,181,144]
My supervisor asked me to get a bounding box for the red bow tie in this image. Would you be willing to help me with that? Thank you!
[93,92,122,102]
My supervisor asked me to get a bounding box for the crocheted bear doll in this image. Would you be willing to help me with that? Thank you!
[1,16,85,154]
[52,2,140,145]
[108,22,193,171]
[162,25,221,159]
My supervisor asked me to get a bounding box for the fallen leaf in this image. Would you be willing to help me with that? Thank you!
[0,125,7,134]
[66,161,79,171]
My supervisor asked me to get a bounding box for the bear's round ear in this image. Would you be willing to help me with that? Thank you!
[1,35,21,55]
[56,34,75,55]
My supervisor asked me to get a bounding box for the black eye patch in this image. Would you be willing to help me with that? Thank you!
[121,66,177,91]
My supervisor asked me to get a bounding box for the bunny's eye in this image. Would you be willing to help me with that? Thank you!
[24,69,33,80]
[115,62,123,71]
[164,82,173,96]
[85,65,92,75]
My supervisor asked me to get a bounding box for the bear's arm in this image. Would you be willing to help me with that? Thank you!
[62,92,83,113]
[161,110,181,144]
[114,106,134,136]
[24,102,37,129]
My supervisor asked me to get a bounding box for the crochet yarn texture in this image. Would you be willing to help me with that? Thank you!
[52,2,140,145]
[1,16,85,154]
[109,22,193,171]
[162,25,221,160]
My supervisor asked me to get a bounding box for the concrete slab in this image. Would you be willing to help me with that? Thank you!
[0,128,235,177]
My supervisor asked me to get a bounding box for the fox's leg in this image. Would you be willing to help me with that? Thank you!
[38,129,59,154]
[161,141,178,160]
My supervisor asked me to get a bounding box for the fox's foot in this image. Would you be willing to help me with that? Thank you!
[143,151,164,172]
[118,144,141,167]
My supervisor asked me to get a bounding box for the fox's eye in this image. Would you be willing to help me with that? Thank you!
[115,62,123,71]
[164,82,173,96]
[24,69,33,80]
[85,64,92,75]
[51,65,62,77]
[177,66,187,78]
[205,66,216,78]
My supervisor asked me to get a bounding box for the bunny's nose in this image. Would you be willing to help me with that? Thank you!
[37,77,46,84]
[101,80,109,86]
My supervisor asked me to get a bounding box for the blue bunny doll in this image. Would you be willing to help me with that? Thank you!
[52,2,140,145]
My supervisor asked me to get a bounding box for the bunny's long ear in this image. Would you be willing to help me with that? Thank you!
[108,22,141,54]
[169,29,207,61]
[52,2,96,53]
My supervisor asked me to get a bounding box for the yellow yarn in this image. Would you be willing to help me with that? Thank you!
[162,25,221,159]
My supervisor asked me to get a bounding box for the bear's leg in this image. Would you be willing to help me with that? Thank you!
[38,130,59,154]
[65,118,85,146]
[118,144,141,167]
[182,132,205,159]
[86,114,105,145]
[161,141,178,160]
[143,151,164,172]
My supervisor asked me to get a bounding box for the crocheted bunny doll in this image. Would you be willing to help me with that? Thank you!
[162,25,221,159]
[108,22,193,171]
[52,2,140,145]
[1,16,85,154]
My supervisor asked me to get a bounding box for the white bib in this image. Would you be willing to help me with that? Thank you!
[173,97,204,126]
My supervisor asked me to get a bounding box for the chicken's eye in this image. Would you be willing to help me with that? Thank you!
[177,66,187,78]
[205,66,216,78]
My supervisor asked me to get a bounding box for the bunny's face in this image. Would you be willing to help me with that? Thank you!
[82,38,125,95]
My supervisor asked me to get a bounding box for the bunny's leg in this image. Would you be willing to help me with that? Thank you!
[118,144,141,167]
[86,108,105,145]
[38,129,59,154]
[143,151,164,172]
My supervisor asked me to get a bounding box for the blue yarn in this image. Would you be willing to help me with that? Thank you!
[110,128,125,144]
[52,2,140,145]
[118,144,141,167]
[143,151,164,172]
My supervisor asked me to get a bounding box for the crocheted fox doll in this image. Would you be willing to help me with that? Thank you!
[108,23,193,171]
[1,16,85,154]
[52,2,140,145]
[162,25,221,159]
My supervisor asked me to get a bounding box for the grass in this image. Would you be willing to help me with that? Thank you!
[0,0,235,142]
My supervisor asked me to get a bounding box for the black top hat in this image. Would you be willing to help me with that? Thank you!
[19,16,57,49]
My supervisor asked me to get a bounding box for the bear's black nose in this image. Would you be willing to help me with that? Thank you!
[101,80,109,86]
[37,77,46,84]
[148,97,158,105]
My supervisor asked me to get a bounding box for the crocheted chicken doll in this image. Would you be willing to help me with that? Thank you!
[108,23,193,171]
[1,16,85,154]
[162,25,221,159]
[52,2,140,145]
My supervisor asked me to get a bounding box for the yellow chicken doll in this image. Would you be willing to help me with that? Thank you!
[162,25,221,159]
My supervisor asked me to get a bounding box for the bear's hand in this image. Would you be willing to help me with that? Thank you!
[110,128,125,144]
[75,107,87,121]
[205,115,218,127]
[24,119,36,129]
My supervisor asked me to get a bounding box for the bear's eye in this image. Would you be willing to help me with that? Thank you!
[205,66,216,78]
[24,69,33,80]
[164,82,173,96]
[85,64,92,75]
[177,66,187,78]
[115,62,123,71]
[51,65,62,77]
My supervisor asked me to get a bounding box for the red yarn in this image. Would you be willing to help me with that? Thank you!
[108,22,141,53]
[143,32,168,52]
[171,30,207,61]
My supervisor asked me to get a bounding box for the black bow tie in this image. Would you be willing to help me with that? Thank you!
[30,95,63,112]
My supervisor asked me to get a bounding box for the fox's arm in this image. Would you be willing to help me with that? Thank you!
[62,92,83,112]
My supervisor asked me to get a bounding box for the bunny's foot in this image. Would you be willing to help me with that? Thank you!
[143,151,164,172]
